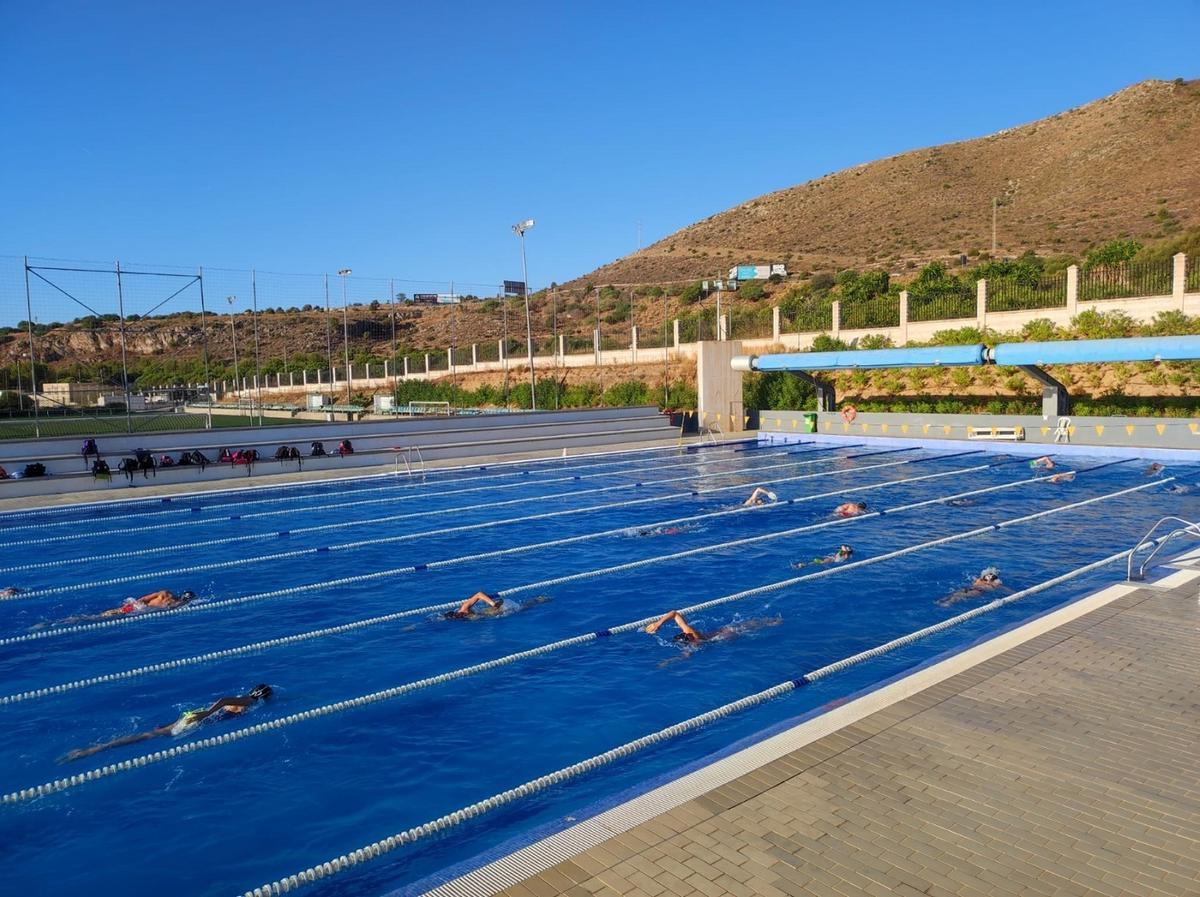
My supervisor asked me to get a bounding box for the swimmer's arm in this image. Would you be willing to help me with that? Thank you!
[61,725,172,762]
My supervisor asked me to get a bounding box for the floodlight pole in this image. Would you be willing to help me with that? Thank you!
[338,269,352,404]
[251,269,265,426]
[226,296,240,405]
[114,260,133,433]
[513,220,537,410]
[21,256,41,437]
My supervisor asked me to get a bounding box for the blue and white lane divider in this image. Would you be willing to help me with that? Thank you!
[0,450,921,599]
[0,444,798,537]
[236,538,1167,897]
[0,446,855,555]
[0,440,763,523]
[0,461,1062,705]
[1,476,1165,803]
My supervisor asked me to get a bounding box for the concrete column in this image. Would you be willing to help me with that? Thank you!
[772,306,781,340]
[447,348,454,371]
[593,328,601,363]
[365,363,371,381]
[424,354,431,374]
[497,339,506,361]
[696,340,745,433]
[899,290,909,345]
[718,314,728,341]
[831,300,841,337]
[673,319,680,348]
[403,357,409,376]
[317,369,323,385]
[557,333,564,359]
[1173,252,1187,307]
[471,344,478,366]
[1066,265,1079,314]
[383,360,390,379]
[631,325,639,351]
[289,371,295,387]
[976,279,987,327]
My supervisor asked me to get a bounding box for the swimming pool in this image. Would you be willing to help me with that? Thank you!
[0,440,1196,897]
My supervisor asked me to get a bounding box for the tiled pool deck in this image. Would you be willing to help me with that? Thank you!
[449,565,1200,897]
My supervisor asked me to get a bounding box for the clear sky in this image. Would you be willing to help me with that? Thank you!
[2,0,1197,297]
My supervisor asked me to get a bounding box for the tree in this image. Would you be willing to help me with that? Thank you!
[679,281,704,304]
[1084,239,1142,269]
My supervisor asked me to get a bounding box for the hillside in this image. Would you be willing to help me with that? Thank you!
[574,78,1200,285]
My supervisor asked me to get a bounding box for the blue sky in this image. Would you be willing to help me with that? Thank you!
[2,0,1198,300]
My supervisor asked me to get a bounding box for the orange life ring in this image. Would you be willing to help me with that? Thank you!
[841,405,857,424]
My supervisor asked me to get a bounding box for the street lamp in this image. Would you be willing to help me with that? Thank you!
[338,269,352,404]
[512,219,537,410]
[226,296,240,401]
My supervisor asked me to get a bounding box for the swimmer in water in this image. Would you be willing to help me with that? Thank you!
[645,611,781,667]
[946,497,976,507]
[1146,463,1165,476]
[1165,483,1194,495]
[834,501,868,518]
[1048,471,1076,484]
[0,587,20,598]
[792,544,854,569]
[743,487,778,507]
[32,589,198,630]
[634,524,695,537]
[1030,456,1055,470]
[444,592,505,620]
[938,567,1004,607]
[61,684,272,762]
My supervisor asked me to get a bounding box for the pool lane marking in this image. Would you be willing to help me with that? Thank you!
[0,461,1061,705]
[1,452,961,602]
[1,477,1167,805]
[0,444,797,538]
[0,440,764,523]
[237,539,1167,897]
[0,447,857,564]
[0,452,988,648]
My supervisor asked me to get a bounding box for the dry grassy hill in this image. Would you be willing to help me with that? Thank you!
[574,78,1200,285]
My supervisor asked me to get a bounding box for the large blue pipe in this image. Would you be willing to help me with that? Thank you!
[992,335,1200,366]
[743,344,987,371]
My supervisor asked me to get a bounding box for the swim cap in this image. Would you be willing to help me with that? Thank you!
[249,684,273,700]
[980,566,999,580]
[180,590,196,601]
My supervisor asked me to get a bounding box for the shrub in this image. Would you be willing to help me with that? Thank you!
[1084,239,1142,269]
[1070,309,1135,339]
[857,333,894,350]
[1020,318,1061,342]
[603,380,651,407]
[810,334,849,352]
[679,282,703,305]
[738,280,766,301]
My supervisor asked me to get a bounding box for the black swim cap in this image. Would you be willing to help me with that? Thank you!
[249,684,273,700]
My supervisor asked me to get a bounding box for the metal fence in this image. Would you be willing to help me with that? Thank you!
[987,271,1068,312]
[1079,259,1173,301]
[780,296,834,333]
[840,296,901,329]
[906,283,975,323]
[1188,258,1200,294]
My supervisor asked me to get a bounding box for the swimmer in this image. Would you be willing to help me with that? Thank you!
[743,487,778,507]
[33,589,198,630]
[938,567,1004,607]
[633,524,696,537]
[1048,471,1076,484]
[834,501,868,518]
[1146,462,1165,476]
[444,591,504,620]
[0,587,20,598]
[61,684,273,762]
[1165,483,1194,495]
[1030,456,1055,470]
[101,589,196,617]
[792,544,854,569]
[645,611,781,667]
[946,497,976,507]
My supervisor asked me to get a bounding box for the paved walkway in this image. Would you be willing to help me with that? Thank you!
[486,576,1200,897]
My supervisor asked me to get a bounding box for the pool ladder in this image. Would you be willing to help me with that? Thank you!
[1126,516,1200,581]
[394,445,427,479]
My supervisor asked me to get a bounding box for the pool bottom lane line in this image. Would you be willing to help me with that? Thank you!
[0,476,1166,804]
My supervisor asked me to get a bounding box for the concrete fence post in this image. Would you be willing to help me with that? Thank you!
[557,333,564,359]
[1066,265,1079,314]
[976,279,987,328]
[403,357,409,377]
[317,369,323,385]
[831,300,841,338]
[718,314,729,341]
[631,325,639,351]
[289,371,295,387]
[1173,252,1187,307]
[772,306,781,340]
[424,354,431,375]
[899,290,909,345]
[471,343,478,366]
[447,348,453,371]
[366,363,372,381]
[498,339,506,361]
[593,328,601,364]
[673,319,680,348]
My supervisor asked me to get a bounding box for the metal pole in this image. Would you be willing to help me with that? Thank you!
[596,285,603,403]
[716,282,722,341]
[992,197,997,254]
[197,267,212,428]
[520,232,536,409]
[502,292,510,409]
[552,287,559,409]
[22,257,41,437]
[324,273,334,394]
[114,260,133,433]
[389,278,397,392]
[340,272,351,404]
[228,298,240,409]
[450,279,458,402]
[251,270,264,426]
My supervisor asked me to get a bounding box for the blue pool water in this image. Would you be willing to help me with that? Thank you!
[0,440,1197,897]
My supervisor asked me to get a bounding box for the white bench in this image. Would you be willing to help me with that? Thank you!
[966,425,1025,441]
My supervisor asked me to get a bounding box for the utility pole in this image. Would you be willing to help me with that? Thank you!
[992,197,998,254]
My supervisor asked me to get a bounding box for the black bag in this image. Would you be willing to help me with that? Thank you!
[310,441,327,457]
[23,462,46,478]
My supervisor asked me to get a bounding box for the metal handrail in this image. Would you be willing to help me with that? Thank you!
[1127,515,1200,580]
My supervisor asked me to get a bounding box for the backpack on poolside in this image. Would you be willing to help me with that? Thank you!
[92,459,111,480]
[158,454,175,467]
[310,441,327,457]
[0,465,10,480]
[23,462,46,478]
[337,439,354,455]
[81,438,99,457]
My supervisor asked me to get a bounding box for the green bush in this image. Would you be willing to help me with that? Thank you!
[1084,239,1142,269]
[856,334,894,350]
[679,282,704,304]
[738,280,766,301]
[1020,318,1062,342]
[1070,309,1135,339]
[603,380,651,407]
